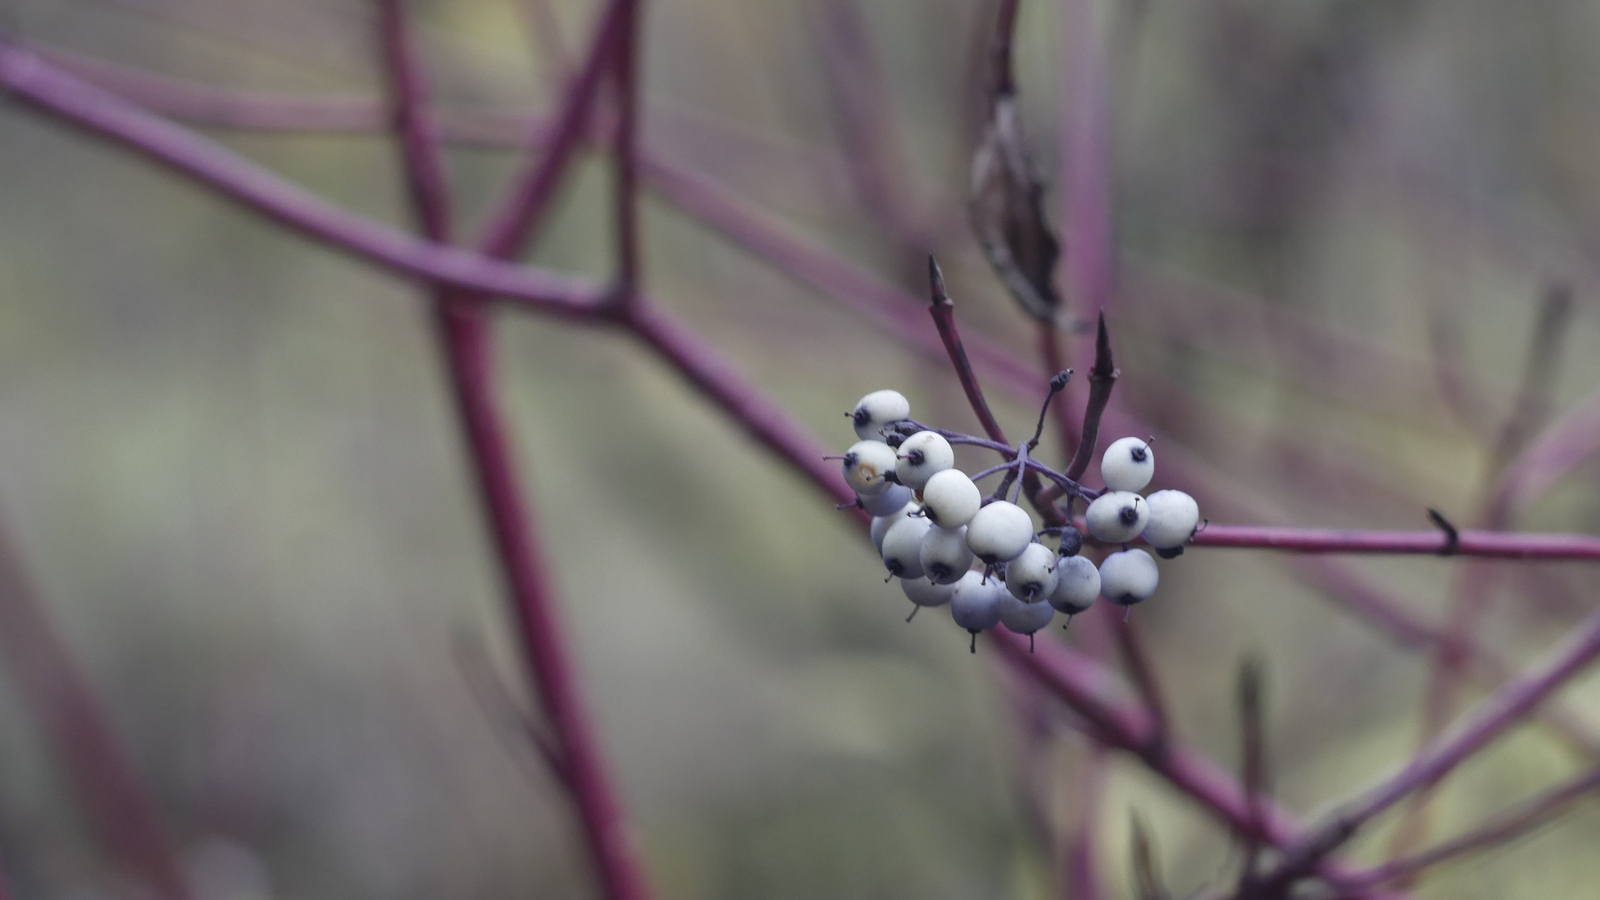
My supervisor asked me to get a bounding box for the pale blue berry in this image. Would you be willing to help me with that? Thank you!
[894,431,954,491]
[1003,542,1058,601]
[1101,437,1154,492]
[920,469,981,528]
[1048,555,1100,614]
[1142,489,1200,550]
[870,501,919,551]
[901,576,956,608]
[851,390,911,441]
[919,525,974,585]
[1099,548,1159,606]
[880,516,933,579]
[949,570,1004,639]
[859,483,914,517]
[965,500,1034,564]
[998,593,1055,636]
[1085,491,1149,543]
[842,440,897,495]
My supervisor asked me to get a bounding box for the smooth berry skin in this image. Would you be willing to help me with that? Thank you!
[880,516,933,579]
[901,576,957,608]
[1003,542,1058,602]
[965,501,1035,564]
[859,483,914,517]
[894,431,954,491]
[1099,548,1160,606]
[998,594,1055,634]
[1085,491,1150,543]
[1101,436,1155,492]
[842,440,897,496]
[851,390,911,441]
[919,525,975,585]
[920,469,982,528]
[870,501,919,551]
[1142,489,1200,549]
[1048,555,1100,614]
[949,570,1004,632]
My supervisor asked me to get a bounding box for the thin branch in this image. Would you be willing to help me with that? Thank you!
[0,43,604,315]
[928,255,1010,444]
[992,632,1404,897]
[611,1,643,295]
[477,0,629,259]
[376,8,652,899]
[1334,763,1600,892]
[0,511,191,900]
[1063,313,1116,480]
[1254,603,1600,892]
[1189,524,1600,560]
[1237,656,1269,889]
[1064,748,1109,900]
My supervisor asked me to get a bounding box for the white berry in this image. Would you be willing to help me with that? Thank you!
[949,570,1004,632]
[901,576,956,608]
[998,594,1055,635]
[894,431,955,491]
[1099,548,1159,606]
[880,516,933,579]
[1003,542,1058,602]
[919,525,975,585]
[1048,555,1100,614]
[1085,491,1150,543]
[1101,437,1154,492]
[842,440,897,495]
[851,390,911,441]
[1142,489,1200,549]
[860,483,914,517]
[920,469,981,528]
[965,500,1034,564]
[870,501,919,551]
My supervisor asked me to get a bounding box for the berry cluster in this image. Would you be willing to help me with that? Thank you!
[838,388,1201,651]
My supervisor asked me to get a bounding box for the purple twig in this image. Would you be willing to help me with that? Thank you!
[0,43,603,315]
[1254,603,1600,891]
[1333,763,1600,892]
[927,256,1010,444]
[477,0,629,259]
[610,2,644,295]
[377,6,653,899]
[0,511,191,899]
[1063,314,1116,481]
[1191,525,1600,560]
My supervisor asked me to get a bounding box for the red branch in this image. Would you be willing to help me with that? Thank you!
[927,256,1009,444]
[1191,524,1600,560]
[377,5,653,899]
[0,514,190,899]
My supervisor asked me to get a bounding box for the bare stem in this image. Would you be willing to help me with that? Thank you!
[1063,313,1116,481]
[1191,524,1600,560]
[928,255,1010,444]
[1254,603,1600,892]
[0,512,190,899]
[1334,763,1600,892]
[377,7,653,899]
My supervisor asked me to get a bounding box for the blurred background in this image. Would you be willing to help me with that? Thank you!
[1,0,1600,897]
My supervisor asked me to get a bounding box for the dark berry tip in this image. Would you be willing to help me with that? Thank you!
[1130,445,1148,462]
[1118,506,1139,525]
